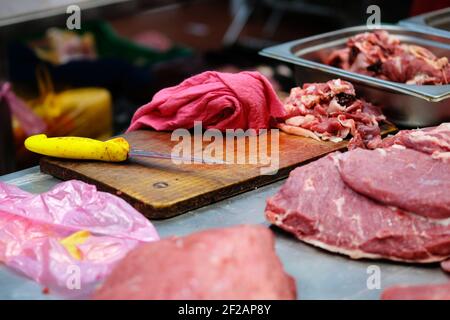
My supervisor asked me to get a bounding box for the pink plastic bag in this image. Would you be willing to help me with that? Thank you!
[0,82,47,136]
[0,180,159,297]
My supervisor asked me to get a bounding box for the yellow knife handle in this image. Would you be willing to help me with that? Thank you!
[24,134,130,162]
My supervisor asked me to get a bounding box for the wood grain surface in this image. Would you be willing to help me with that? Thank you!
[39,128,390,219]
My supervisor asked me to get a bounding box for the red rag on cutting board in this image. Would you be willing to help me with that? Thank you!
[127,71,285,133]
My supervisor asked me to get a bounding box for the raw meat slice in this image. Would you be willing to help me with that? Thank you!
[265,154,450,263]
[338,147,450,219]
[381,123,450,161]
[441,260,450,273]
[93,225,296,300]
[381,282,450,300]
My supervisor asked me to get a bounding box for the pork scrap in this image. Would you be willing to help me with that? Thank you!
[279,79,385,150]
[381,123,450,161]
[326,30,450,85]
[94,225,296,300]
[441,260,450,273]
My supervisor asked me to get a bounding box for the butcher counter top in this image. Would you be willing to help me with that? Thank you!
[0,166,448,300]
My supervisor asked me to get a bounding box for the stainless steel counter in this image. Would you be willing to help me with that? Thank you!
[0,166,448,300]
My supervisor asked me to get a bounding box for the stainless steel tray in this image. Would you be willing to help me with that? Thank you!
[400,7,450,39]
[260,25,450,127]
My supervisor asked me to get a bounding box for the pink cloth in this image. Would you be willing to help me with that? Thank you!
[127,71,285,133]
[0,180,159,297]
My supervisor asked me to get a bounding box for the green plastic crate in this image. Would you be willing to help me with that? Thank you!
[86,20,192,67]
[21,20,192,67]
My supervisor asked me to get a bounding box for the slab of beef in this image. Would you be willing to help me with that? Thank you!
[93,225,296,300]
[265,153,450,263]
[381,282,450,300]
[381,123,450,162]
[326,30,450,85]
[338,147,450,219]
[279,79,385,150]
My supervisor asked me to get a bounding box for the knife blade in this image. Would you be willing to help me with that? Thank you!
[129,149,226,164]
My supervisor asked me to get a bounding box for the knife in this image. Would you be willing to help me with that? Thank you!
[24,134,225,164]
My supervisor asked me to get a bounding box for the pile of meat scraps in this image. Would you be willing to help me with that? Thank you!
[266,123,450,264]
[326,30,450,85]
[279,79,385,149]
[93,225,296,300]
[0,180,159,297]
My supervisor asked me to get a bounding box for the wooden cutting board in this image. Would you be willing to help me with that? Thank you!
[39,129,368,219]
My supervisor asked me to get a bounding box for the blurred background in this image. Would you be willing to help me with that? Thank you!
[0,0,448,174]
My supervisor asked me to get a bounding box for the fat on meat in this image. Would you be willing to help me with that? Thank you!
[381,123,450,161]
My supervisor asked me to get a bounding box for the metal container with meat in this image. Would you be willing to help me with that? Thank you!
[260,25,450,127]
